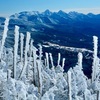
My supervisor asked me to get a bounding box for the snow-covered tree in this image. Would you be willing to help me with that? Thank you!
[73,52,92,100]
[0,18,9,61]
[32,45,38,85]
[49,53,54,70]
[67,70,72,100]
[37,60,42,98]
[57,53,61,66]
[38,44,43,63]
[29,39,34,64]
[14,26,20,79]
[20,33,24,66]
[62,58,65,69]
[92,36,98,82]
[45,53,49,68]
[0,24,100,100]
[20,32,30,78]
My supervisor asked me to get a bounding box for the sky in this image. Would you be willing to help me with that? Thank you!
[0,0,100,17]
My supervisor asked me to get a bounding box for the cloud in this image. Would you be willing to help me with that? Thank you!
[0,13,10,17]
[64,8,100,14]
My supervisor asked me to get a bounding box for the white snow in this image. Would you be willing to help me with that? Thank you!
[0,18,9,60]
[43,42,93,53]
[20,32,30,78]
[14,26,20,79]
[67,70,72,100]
[45,52,49,68]
[57,53,61,66]
[49,53,54,70]
[0,19,100,100]
[92,36,98,82]
[20,33,24,66]
[62,58,65,69]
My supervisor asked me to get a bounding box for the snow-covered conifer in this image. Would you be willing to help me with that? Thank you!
[49,53,54,70]
[62,58,65,69]
[45,53,49,68]
[67,70,72,100]
[92,36,98,82]
[78,52,83,70]
[20,33,24,65]
[14,26,20,79]
[39,44,43,62]
[29,40,34,63]
[32,46,38,85]
[0,18,9,60]
[7,69,12,80]
[57,53,61,66]
[37,60,42,97]
[20,32,30,78]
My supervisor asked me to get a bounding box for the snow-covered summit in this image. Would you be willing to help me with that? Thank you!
[42,9,52,16]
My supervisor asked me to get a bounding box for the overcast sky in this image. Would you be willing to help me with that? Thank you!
[0,0,100,17]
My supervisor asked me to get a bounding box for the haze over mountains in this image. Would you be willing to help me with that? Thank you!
[0,10,100,77]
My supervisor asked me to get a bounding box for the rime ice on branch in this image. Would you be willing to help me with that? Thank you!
[32,46,38,85]
[78,52,83,70]
[37,60,42,96]
[62,58,65,69]
[14,26,20,79]
[92,36,98,82]
[45,53,49,68]
[0,18,9,60]
[57,53,61,66]
[67,70,72,100]
[39,44,43,62]
[29,40,34,63]
[20,32,30,78]
[20,33,24,65]
[49,53,54,70]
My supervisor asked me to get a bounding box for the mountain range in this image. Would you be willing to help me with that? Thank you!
[0,10,100,77]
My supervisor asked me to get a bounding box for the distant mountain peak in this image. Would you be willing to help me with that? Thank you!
[42,9,52,16]
[68,11,83,19]
[58,10,66,13]
[57,10,68,17]
[87,13,95,17]
[68,11,79,15]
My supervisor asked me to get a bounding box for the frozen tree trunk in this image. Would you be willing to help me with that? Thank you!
[67,70,72,100]
[57,53,61,66]
[78,52,83,70]
[45,53,49,68]
[29,40,34,63]
[83,91,87,100]
[0,18,9,61]
[14,26,20,79]
[32,46,38,85]
[92,36,98,82]
[97,91,100,100]
[44,58,46,67]
[39,44,43,62]
[20,32,30,78]
[49,53,54,70]
[7,69,11,80]
[20,33,24,66]
[62,58,65,69]
[37,60,42,99]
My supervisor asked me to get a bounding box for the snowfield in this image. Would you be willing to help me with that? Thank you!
[0,18,100,100]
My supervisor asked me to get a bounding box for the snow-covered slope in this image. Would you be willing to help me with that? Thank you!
[0,18,100,100]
